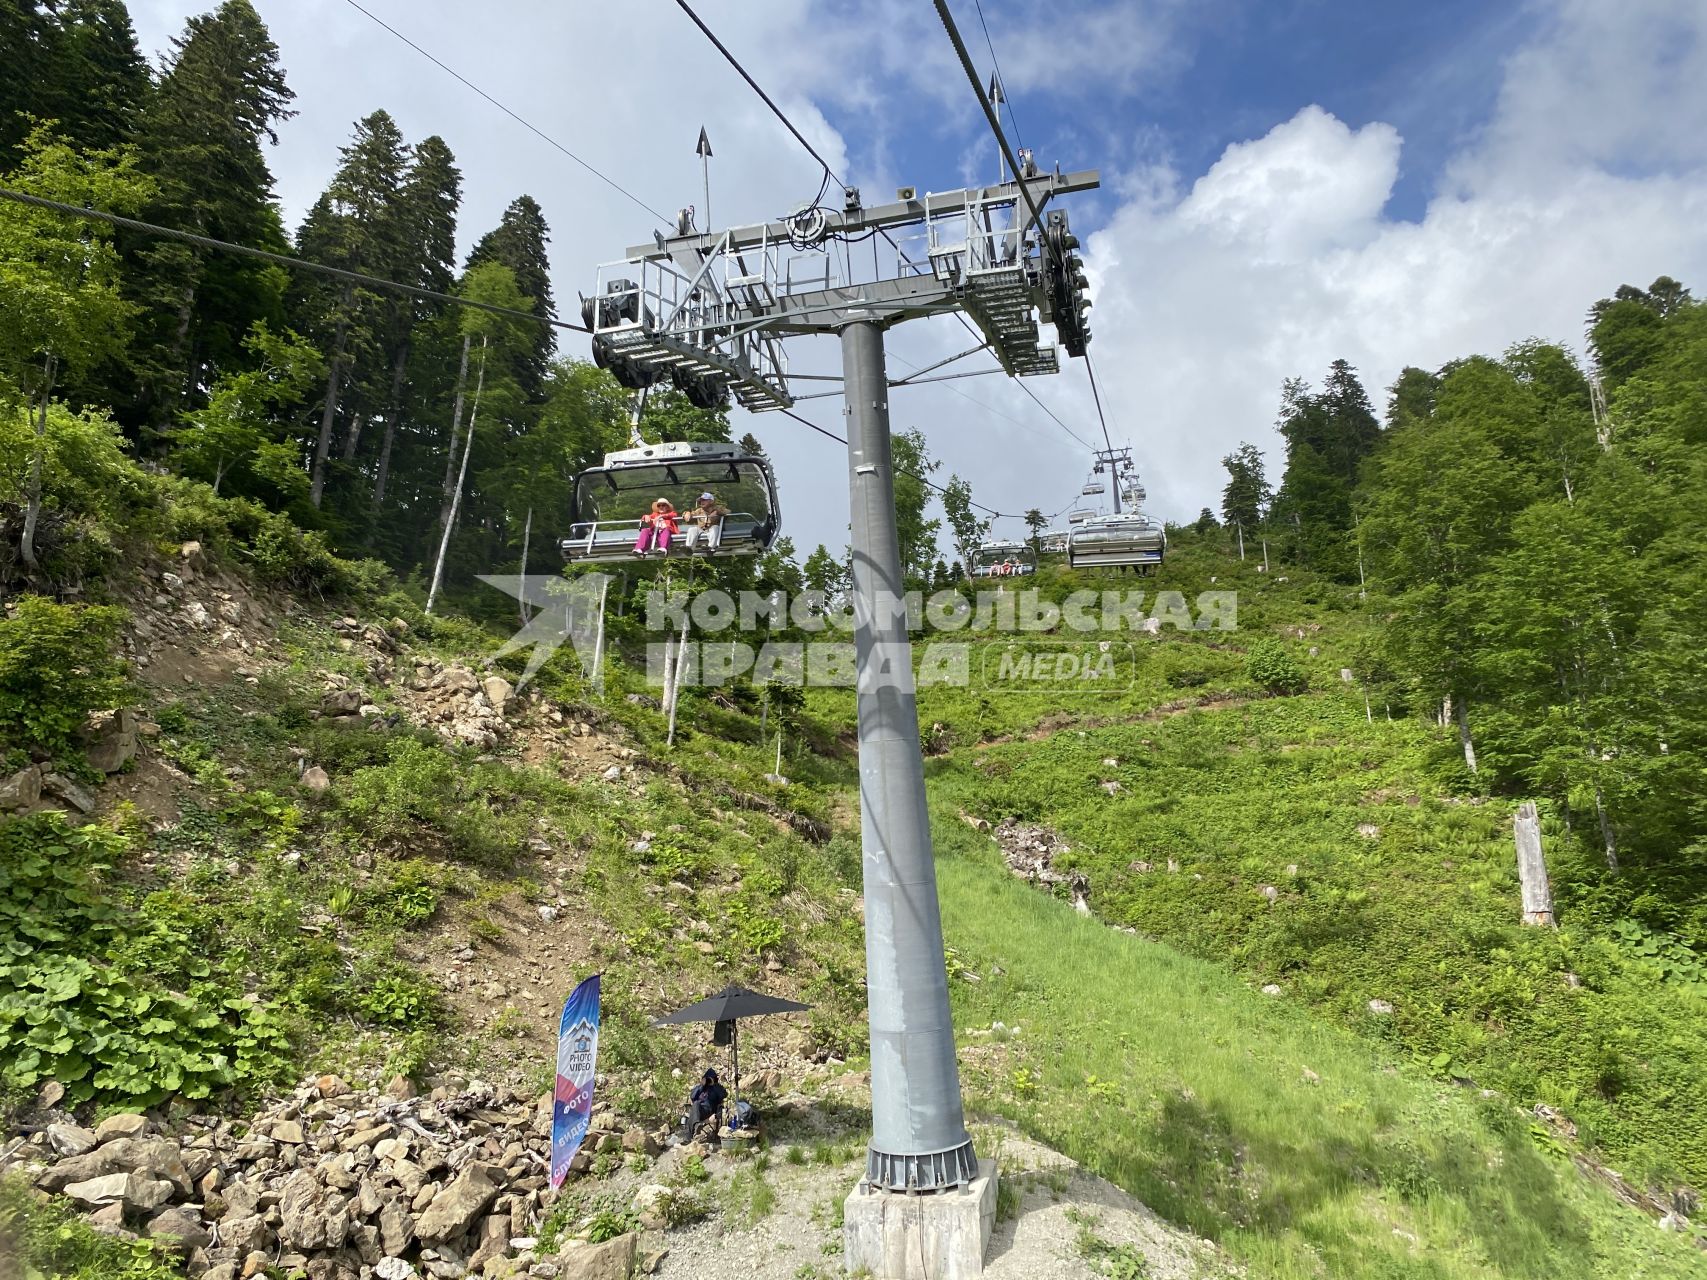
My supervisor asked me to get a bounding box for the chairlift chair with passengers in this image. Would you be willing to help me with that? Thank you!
[967,538,1038,579]
[1036,528,1070,556]
[558,439,780,565]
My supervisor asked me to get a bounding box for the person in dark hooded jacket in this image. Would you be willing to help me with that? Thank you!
[683,1067,727,1137]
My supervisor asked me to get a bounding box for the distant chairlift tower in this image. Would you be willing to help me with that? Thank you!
[587,156,1099,1192]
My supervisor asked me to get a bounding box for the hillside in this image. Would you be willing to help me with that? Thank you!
[4,493,1706,1279]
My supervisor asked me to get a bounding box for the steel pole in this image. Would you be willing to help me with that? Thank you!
[841,319,977,1192]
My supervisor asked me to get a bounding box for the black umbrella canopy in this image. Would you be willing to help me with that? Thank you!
[653,984,811,1026]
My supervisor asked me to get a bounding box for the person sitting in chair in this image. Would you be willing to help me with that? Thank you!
[682,492,729,553]
[633,499,679,556]
[681,1067,727,1140]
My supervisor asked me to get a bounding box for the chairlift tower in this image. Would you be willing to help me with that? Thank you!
[1089,445,1136,514]
[587,159,1098,1196]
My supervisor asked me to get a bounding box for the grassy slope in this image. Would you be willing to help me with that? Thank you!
[934,813,1703,1279]
[808,529,1706,1277]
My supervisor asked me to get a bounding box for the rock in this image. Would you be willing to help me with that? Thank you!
[1367,999,1395,1016]
[64,1171,173,1212]
[42,1134,189,1199]
[46,1122,98,1156]
[385,1074,417,1101]
[1259,884,1279,903]
[1301,1067,1321,1084]
[161,571,184,592]
[378,1197,417,1255]
[0,764,42,811]
[638,1247,667,1275]
[390,1159,429,1197]
[81,709,139,774]
[1261,984,1283,997]
[86,1202,129,1234]
[279,1169,351,1251]
[482,677,514,713]
[436,667,481,695]
[341,1123,396,1152]
[41,772,98,814]
[415,1164,500,1243]
[317,1073,351,1097]
[620,1131,659,1158]
[555,1232,636,1280]
[180,541,204,566]
[220,1213,271,1256]
[301,766,332,793]
[1356,822,1381,839]
[630,1185,671,1231]
[601,765,623,782]
[322,689,364,716]
[183,602,212,629]
[376,1258,417,1280]
[272,1120,306,1145]
[93,1112,151,1140]
[146,1205,212,1254]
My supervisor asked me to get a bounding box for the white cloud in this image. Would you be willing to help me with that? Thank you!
[1064,0,1707,525]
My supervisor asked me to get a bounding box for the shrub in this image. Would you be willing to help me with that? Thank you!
[1244,638,1307,695]
[0,595,129,758]
[0,814,292,1107]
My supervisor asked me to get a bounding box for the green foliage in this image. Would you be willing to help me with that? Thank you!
[0,596,129,758]
[1243,637,1306,695]
[0,1174,181,1280]
[0,813,291,1107]
[583,1207,638,1244]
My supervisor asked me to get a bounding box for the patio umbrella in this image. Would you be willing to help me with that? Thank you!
[653,984,811,1120]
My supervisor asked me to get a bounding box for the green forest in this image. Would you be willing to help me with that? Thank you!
[3,3,1706,1279]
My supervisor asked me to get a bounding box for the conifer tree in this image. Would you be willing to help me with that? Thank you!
[466,195,556,400]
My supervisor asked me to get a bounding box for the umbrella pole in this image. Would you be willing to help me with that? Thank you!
[731,1022,740,1129]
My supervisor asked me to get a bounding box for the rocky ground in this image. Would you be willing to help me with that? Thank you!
[2,1073,1229,1280]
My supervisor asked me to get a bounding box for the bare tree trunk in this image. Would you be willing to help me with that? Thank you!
[1236,522,1245,561]
[19,353,59,571]
[309,297,352,508]
[437,333,473,530]
[666,619,689,748]
[517,506,533,624]
[1261,537,1269,573]
[371,342,410,510]
[341,413,367,462]
[1514,801,1555,925]
[1455,694,1479,775]
[1594,785,1618,871]
[426,338,486,614]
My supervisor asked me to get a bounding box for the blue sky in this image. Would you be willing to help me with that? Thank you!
[127,0,1707,558]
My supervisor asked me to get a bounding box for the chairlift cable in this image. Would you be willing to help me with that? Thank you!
[934,0,1120,455]
[971,0,1025,148]
[0,187,593,335]
[339,0,672,227]
[778,409,1010,520]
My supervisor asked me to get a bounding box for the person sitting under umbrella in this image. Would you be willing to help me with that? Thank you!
[681,1067,727,1141]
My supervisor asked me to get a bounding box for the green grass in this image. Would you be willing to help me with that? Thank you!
[932,809,1706,1280]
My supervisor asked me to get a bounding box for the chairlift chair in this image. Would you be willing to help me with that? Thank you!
[1065,508,1097,526]
[1081,482,1105,496]
[1067,512,1166,573]
[559,440,780,564]
[1037,529,1070,556]
[966,539,1038,579]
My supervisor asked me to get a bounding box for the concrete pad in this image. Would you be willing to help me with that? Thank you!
[843,1159,998,1279]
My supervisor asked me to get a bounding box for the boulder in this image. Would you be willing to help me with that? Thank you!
[278,1169,351,1251]
[556,1232,636,1280]
[83,708,139,774]
[630,1184,672,1231]
[41,772,98,814]
[619,1130,659,1158]
[272,1120,306,1145]
[219,1213,272,1256]
[146,1205,212,1254]
[482,676,514,714]
[63,1171,174,1212]
[0,764,43,811]
[94,1113,151,1143]
[46,1122,98,1156]
[322,689,364,716]
[300,766,332,793]
[378,1197,417,1255]
[40,1136,189,1198]
[416,1164,500,1243]
[375,1259,417,1280]
[1367,999,1395,1016]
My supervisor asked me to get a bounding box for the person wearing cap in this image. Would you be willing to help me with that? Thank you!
[683,491,729,553]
